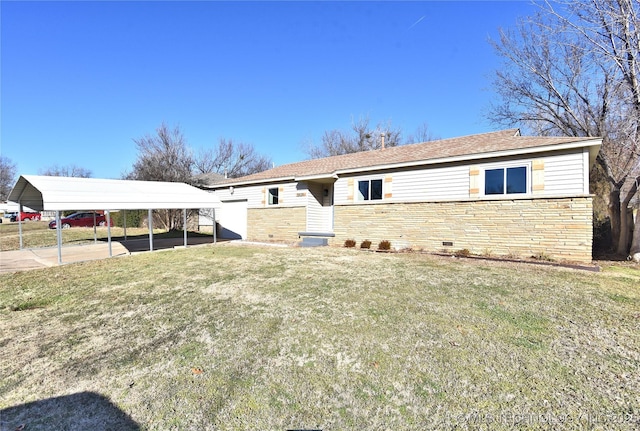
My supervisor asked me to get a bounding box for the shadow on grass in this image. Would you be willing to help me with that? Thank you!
[97,230,225,253]
[0,391,139,431]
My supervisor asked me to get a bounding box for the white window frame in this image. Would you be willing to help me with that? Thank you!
[480,161,531,197]
[357,178,383,201]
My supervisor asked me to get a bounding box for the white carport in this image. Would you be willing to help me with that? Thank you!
[8,175,222,265]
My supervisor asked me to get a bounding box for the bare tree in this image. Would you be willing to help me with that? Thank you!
[306,117,404,159]
[194,138,272,178]
[128,122,193,184]
[406,122,439,144]
[0,156,17,201]
[39,164,92,178]
[127,122,193,230]
[488,0,640,258]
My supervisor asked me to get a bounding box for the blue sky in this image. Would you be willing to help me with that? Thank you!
[1,1,536,180]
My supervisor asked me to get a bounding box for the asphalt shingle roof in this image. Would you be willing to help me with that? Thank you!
[192,172,226,186]
[208,129,599,186]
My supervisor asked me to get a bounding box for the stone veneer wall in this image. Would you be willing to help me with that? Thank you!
[247,207,306,242]
[331,197,593,263]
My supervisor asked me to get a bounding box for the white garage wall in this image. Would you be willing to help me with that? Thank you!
[218,200,248,239]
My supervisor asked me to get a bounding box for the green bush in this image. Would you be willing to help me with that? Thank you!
[110,210,145,228]
[360,239,372,249]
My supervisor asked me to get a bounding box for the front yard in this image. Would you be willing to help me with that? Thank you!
[0,244,638,430]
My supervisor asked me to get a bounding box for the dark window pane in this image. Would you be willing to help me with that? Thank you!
[269,188,278,205]
[371,179,383,200]
[485,168,504,195]
[358,181,369,200]
[506,167,527,193]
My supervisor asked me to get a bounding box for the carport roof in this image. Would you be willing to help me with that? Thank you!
[8,175,222,211]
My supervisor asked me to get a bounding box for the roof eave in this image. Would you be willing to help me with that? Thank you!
[205,137,602,188]
[294,173,339,182]
[205,175,297,189]
[334,138,603,176]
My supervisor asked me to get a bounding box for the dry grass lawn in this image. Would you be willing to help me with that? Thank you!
[0,221,166,252]
[0,244,639,430]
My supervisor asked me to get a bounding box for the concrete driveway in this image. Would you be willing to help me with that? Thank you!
[0,236,220,273]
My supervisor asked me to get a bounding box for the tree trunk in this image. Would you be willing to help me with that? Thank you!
[630,208,640,261]
[609,188,622,252]
[617,204,629,255]
[618,207,635,255]
[617,177,640,256]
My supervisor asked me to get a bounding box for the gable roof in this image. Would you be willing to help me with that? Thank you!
[205,129,601,187]
[8,175,222,211]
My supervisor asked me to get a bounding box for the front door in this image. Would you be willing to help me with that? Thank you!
[321,184,334,231]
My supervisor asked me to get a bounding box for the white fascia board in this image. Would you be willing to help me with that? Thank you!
[294,173,339,182]
[333,139,603,176]
[207,175,296,189]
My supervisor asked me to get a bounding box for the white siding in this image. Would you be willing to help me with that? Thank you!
[542,151,586,196]
[306,182,324,231]
[334,166,469,204]
[211,184,261,207]
[334,178,351,205]
[393,166,470,201]
[211,182,306,208]
[305,183,334,232]
[213,148,589,208]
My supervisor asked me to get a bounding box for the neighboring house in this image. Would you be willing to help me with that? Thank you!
[199,129,601,263]
[0,201,37,215]
[191,172,226,188]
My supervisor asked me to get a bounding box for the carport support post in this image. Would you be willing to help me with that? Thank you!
[93,212,97,243]
[18,203,23,250]
[148,209,154,252]
[56,211,62,265]
[183,209,188,248]
[106,211,112,257]
[123,210,127,241]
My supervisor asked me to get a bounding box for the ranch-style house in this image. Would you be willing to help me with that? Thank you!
[199,129,601,263]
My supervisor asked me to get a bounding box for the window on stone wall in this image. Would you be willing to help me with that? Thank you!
[484,166,528,195]
[357,179,383,201]
[268,187,279,205]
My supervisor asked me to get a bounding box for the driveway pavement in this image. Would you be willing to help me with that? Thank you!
[0,236,219,273]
